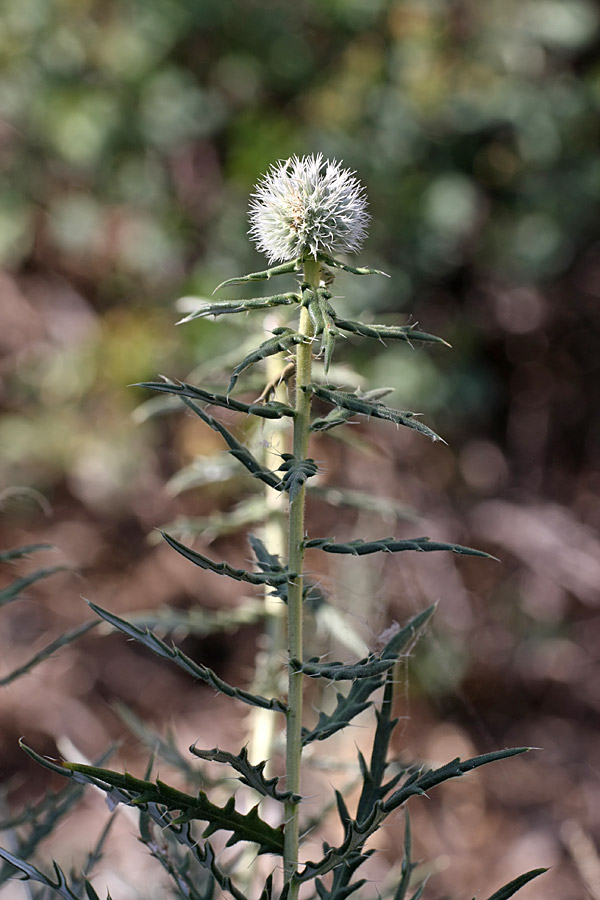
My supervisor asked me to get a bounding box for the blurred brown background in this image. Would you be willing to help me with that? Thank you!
[1,1,600,898]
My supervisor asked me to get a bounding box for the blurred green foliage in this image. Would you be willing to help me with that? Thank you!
[2,0,598,288]
[1,0,599,496]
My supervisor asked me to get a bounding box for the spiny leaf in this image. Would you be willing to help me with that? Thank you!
[259,875,274,900]
[355,666,400,825]
[320,851,372,900]
[479,869,548,900]
[310,387,394,432]
[393,812,419,900]
[85,602,287,713]
[276,453,318,501]
[249,534,322,606]
[0,771,86,888]
[176,393,282,490]
[189,745,300,803]
[317,251,389,278]
[304,535,496,560]
[0,543,52,563]
[335,790,352,832]
[228,328,308,393]
[301,680,384,746]
[0,850,83,900]
[161,531,293,587]
[20,746,284,855]
[379,605,436,660]
[177,292,300,323]
[290,655,396,681]
[248,533,288,603]
[0,621,98,686]
[139,379,295,420]
[141,824,214,900]
[302,285,343,373]
[383,748,533,814]
[304,383,444,443]
[294,805,384,884]
[333,316,450,347]
[155,821,250,900]
[297,749,531,885]
[0,565,69,607]
[301,607,434,745]
[214,258,303,292]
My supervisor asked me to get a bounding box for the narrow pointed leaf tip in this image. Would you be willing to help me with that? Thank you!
[480,868,547,900]
[214,259,303,292]
[304,536,496,560]
[27,758,284,855]
[177,292,300,323]
[317,251,389,278]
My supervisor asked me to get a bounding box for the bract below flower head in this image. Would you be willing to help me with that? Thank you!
[248,154,370,264]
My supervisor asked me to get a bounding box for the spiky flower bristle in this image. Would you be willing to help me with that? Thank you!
[248,154,370,264]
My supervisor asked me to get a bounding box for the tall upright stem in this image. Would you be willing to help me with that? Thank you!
[283,257,319,892]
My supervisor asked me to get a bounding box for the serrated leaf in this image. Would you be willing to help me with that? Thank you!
[177,292,300,323]
[310,387,394,432]
[139,379,295,420]
[319,851,371,900]
[0,775,85,888]
[302,286,343,373]
[156,822,250,900]
[301,681,383,746]
[303,536,496,560]
[214,258,303,292]
[310,387,394,431]
[85,602,287,713]
[305,383,444,443]
[0,543,52,563]
[161,532,293,586]
[0,621,98,686]
[174,394,282,490]
[333,316,450,348]
[20,747,284,856]
[276,453,318,501]
[189,745,300,803]
[297,748,531,885]
[228,328,307,393]
[295,806,384,884]
[392,812,419,900]
[248,534,325,607]
[383,748,532,814]
[0,565,68,607]
[290,656,396,681]
[301,607,434,745]
[317,252,389,278]
[0,850,82,900]
[479,869,547,900]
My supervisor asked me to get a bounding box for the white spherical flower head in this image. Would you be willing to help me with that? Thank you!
[249,154,370,264]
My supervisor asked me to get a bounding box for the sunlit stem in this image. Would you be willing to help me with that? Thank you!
[283,256,318,892]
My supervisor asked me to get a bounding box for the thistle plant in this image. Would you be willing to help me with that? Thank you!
[0,156,546,900]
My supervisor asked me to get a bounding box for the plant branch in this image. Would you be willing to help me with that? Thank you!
[283,257,318,893]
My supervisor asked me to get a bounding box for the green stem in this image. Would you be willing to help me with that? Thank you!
[283,256,318,891]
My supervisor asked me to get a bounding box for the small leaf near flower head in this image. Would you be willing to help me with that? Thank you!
[249,154,370,264]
